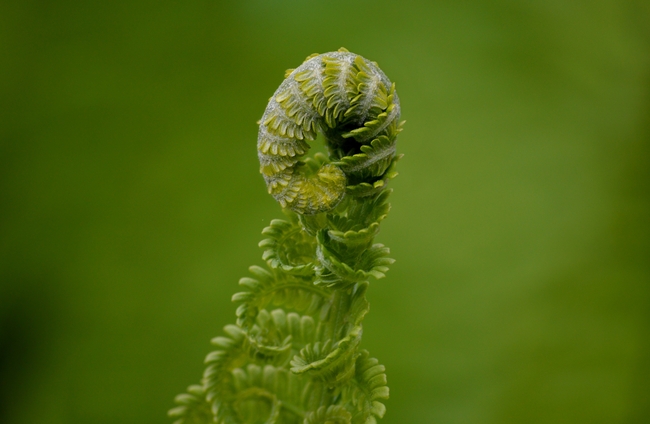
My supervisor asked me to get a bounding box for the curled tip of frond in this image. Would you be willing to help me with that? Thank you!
[258,50,401,213]
[259,217,317,275]
[233,264,330,329]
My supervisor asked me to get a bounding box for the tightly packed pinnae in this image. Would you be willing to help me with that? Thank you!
[258,48,402,215]
[170,48,404,424]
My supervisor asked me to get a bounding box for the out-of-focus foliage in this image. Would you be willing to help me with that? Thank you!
[0,1,648,424]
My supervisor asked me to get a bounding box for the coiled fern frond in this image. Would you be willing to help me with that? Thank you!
[170,48,404,424]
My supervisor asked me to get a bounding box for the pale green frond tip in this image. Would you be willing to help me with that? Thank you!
[172,49,403,424]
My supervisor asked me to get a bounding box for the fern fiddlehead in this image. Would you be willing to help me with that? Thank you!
[170,48,403,424]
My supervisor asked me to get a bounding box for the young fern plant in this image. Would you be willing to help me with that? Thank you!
[170,48,404,424]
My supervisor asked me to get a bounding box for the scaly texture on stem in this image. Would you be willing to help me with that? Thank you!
[170,48,404,424]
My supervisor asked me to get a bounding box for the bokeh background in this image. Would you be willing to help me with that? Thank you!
[1,1,649,423]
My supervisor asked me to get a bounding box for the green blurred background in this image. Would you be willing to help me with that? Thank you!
[1,1,649,423]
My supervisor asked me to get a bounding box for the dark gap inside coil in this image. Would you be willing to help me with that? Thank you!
[321,124,364,161]
[301,124,366,180]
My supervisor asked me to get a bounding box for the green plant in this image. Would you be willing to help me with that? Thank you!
[170,48,404,424]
